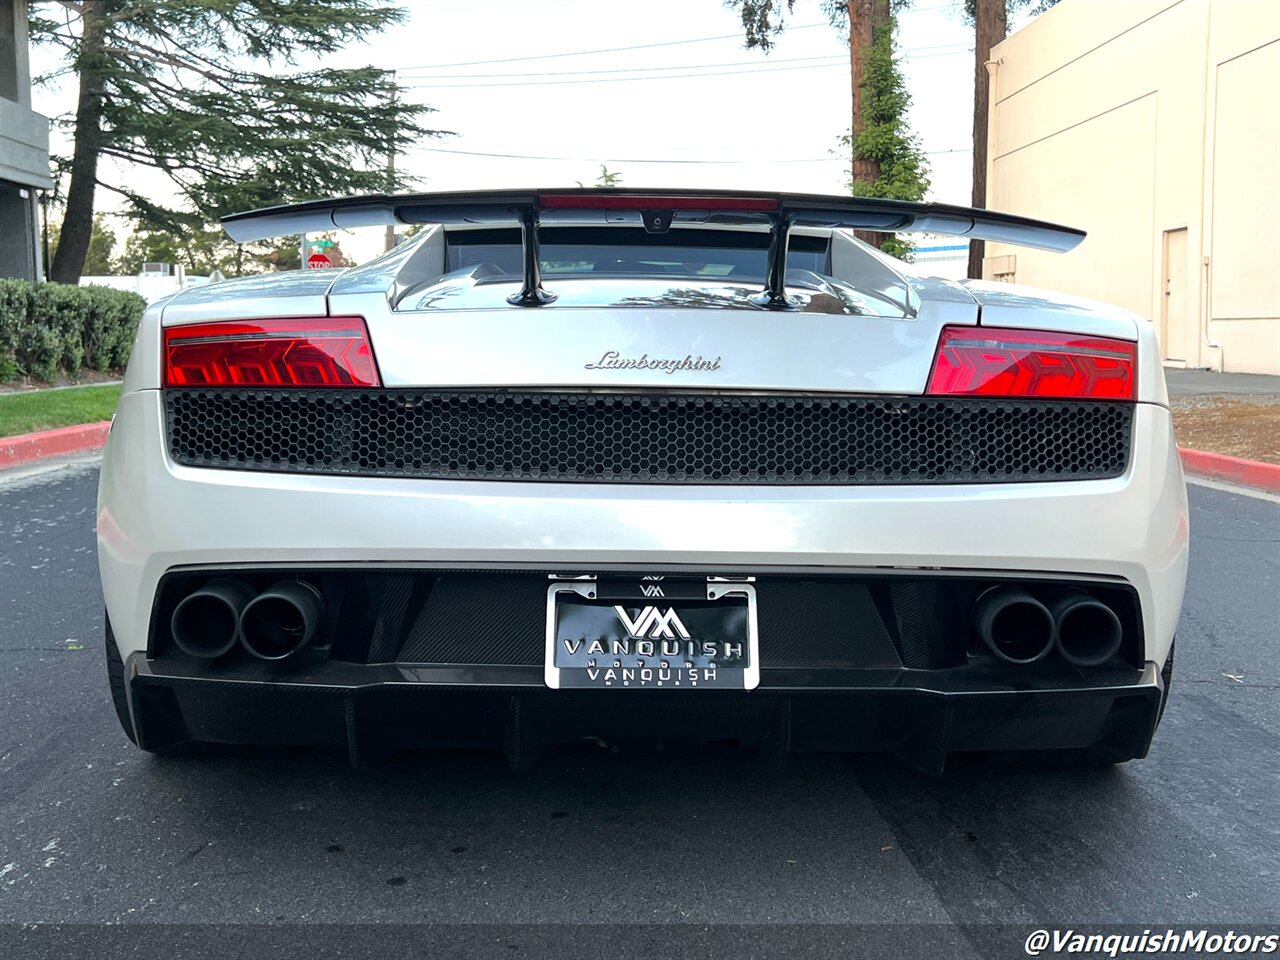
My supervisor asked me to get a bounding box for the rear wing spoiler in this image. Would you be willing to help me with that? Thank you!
[221,189,1085,308]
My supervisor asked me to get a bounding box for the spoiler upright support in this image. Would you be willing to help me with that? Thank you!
[749,213,796,310]
[506,207,557,307]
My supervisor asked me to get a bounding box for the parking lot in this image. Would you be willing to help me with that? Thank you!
[1,461,1277,956]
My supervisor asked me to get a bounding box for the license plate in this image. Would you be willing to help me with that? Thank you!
[545,578,759,690]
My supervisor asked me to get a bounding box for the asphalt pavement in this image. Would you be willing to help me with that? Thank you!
[1164,368,1280,397]
[1,461,1277,959]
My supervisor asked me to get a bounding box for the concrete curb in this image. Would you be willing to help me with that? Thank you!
[1180,447,1280,493]
[0,421,112,470]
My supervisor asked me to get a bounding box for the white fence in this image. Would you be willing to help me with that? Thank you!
[78,270,217,303]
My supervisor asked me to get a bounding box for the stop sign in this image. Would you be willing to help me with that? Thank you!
[306,252,333,269]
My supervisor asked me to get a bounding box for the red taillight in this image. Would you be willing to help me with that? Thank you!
[538,193,779,212]
[926,326,1135,400]
[163,317,380,388]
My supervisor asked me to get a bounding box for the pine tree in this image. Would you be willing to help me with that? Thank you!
[726,0,922,248]
[728,0,893,198]
[31,0,447,284]
[840,16,930,259]
[47,215,121,275]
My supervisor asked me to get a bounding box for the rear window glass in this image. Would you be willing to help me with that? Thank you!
[445,228,827,280]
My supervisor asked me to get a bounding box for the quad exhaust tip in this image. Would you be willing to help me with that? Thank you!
[973,587,1057,665]
[238,580,324,661]
[974,586,1124,667]
[170,579,256,659]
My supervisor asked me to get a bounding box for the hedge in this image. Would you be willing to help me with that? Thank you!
[0,279,145,383]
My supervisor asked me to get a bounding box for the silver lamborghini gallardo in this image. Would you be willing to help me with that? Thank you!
[97,190,1188,772]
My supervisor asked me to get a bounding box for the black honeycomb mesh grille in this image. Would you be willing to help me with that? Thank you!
[164,389,1133,484]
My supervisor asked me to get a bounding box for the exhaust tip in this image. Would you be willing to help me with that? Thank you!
[170,579,255,659]
[1053,596,1123,667]
[974,588,1056,664]
[239,581,324,661]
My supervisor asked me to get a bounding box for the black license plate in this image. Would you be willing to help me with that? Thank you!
[545,580,758,690]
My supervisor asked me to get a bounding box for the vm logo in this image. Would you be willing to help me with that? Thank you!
[640,583,665,597]
[614,606,691,640]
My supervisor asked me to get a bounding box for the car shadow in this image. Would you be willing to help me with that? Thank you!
[110,738,1230,925]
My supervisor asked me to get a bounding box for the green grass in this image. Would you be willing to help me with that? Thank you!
[0,385,122,439]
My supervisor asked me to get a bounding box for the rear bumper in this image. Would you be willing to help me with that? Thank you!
[98,390,1189,665]
[124,654,1166,772]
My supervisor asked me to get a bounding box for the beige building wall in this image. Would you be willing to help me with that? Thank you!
[984,0,1280,375]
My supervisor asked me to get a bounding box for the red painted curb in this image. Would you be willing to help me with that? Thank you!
[0,420,112,470]
[1180,447,1280,493]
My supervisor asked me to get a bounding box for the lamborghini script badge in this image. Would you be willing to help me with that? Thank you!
[585,350,721,374]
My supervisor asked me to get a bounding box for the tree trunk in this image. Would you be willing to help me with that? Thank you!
[849,0,878,188]
[967,0,1007,280]
[49,4,108,285]
[849,0,890,245]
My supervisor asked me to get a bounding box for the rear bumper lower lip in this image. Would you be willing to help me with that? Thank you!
[125,654,1166,771]
[128,654,1159,694]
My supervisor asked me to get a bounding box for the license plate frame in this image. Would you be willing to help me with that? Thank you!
[544,578,759,691]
